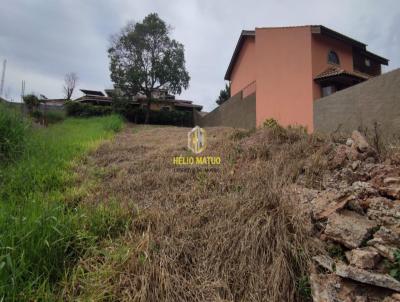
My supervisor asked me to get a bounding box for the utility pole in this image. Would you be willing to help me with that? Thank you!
[21,80,26,102]
[0,59,6,97]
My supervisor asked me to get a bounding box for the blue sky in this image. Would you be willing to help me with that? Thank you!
[0,0,399,111]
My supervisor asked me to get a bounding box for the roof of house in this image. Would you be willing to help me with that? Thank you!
[314,66,370,81]
[224,30,255,80]
[224,25,389,81]
[80,89,105,96]
[43,99,66,106]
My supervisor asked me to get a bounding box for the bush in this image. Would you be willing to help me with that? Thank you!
[44,110,66,124]
[103,114,124,133]
[23,94,40,112]
[31,109,65,125]
[0,103,29,163]
[112,96,194,126]
[65,101,112,117]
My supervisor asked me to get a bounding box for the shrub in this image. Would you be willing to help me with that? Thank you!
[263,118,280,129]
[65,101,112,117]
[387,249,400,281]
[44,110,66,124]
[103,114,124,133]
[0,103,29,163]
[23,94,40,112]
[31,109,65,125]
[111,96,194,126]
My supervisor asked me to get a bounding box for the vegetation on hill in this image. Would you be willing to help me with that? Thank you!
[0,114,125,300]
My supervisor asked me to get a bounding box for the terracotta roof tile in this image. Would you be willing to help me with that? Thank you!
[314,66,370,81]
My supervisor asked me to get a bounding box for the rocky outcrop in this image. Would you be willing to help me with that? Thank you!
[307,130,400,301]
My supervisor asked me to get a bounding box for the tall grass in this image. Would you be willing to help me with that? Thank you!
[0,115,126,300]
[0,102,30,163]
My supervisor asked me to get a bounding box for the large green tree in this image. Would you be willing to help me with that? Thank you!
[108,13,190,123]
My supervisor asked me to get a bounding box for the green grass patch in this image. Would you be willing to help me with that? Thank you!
[0,102,30,163]
[0,115,126,300]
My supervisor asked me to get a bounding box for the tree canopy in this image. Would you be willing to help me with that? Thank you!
[108,13,190,100]
[216,83,231,105]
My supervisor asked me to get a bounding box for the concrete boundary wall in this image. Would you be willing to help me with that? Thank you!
[195,91,256,129]
[314,68,400,135]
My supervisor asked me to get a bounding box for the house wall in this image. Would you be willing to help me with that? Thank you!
[255,27,314,131]
[195,91,256,129]
[314,68,400,135]
[311,34,354,99]
[230,37,256,96]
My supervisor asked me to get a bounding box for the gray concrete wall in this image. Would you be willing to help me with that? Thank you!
[314,68,400,135]
[195,92,256,129]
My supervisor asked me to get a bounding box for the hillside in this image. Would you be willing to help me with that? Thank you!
[60,124,400,301]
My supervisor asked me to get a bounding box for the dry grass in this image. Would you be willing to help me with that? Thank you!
[62,125,326,301]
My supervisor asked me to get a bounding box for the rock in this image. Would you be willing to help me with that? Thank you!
[381,186,400,199]
[367,226,400,261]
[311,192,353,220]
[310,272,339,302]
[369,243,398,262]
[384,177,400,186]
[347,181,377,198]
[370,226,400,246]
[384,293,400,302]
[351,160,361,171]
[365,156,377,164]
[366,197,400,226]
[345,247,381,269]
[380,177,400,199]
[370,165,400,188]
[332,145,350,168]
[346,138,354,147]
[314,255,400,291]
[352,130,370,153]
[324,210,377,249]
[313,255,336,272]
[347,146,360,161]
[335,262,400,292]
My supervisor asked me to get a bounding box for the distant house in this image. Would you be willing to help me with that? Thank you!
[78,88,203,112]
[197,25,388,130]
[75,89,113,106]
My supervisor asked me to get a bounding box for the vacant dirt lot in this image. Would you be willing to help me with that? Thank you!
[65,124,317,302]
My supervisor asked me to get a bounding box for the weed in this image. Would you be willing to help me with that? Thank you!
[387,249,400,281]
[296,275,312,301]
[0,102,30,163]
[327,243,346,261]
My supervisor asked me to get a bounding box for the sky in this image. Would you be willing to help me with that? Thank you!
[0,0,399,111]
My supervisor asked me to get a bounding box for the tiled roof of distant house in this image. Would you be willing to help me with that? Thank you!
[314,66,370,81]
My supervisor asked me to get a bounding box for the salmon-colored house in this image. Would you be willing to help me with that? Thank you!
[224,25,388,131]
